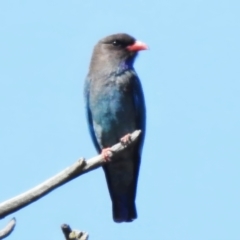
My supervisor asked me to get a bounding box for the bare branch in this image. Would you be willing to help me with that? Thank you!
[61,224,89,240]
[0,130,141,219]
[0,218,16,239]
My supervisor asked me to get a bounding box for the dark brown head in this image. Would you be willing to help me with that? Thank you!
[89,33,148,76]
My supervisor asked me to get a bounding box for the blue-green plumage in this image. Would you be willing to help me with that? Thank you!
[84,33,147,222]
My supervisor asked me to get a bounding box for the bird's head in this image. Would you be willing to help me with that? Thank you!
[89,33,148,75]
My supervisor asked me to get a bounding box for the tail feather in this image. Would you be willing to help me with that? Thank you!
[113,198,137,223]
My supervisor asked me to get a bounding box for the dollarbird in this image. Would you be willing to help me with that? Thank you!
[84,33,147,222]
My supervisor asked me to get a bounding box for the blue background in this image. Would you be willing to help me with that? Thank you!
[0,0,240,239]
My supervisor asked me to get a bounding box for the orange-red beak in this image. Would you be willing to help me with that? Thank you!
[126,40,148,51]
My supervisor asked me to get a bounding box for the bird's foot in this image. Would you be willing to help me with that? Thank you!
[120,133,132,146]
[101,148,112,162]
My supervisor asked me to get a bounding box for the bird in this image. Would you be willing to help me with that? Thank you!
[84,33,147,223]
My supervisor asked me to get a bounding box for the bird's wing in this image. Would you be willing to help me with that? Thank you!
[132,72,146,142]
[107,73,146,222]
[84,77,101,153]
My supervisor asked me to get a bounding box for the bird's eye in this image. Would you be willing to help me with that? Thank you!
[112,40,122,47]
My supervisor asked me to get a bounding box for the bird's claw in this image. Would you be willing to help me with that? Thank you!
[120,134,132,146]
[101,148,112,162]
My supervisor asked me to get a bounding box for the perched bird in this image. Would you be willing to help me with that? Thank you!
[84,33,147,222]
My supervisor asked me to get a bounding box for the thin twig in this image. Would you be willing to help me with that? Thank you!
[61,224,89,240]
[0,130,141,219]
[0,218,16,239]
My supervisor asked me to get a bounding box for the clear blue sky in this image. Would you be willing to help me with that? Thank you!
[0,0,240,239]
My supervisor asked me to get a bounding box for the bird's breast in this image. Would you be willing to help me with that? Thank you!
[89,74,137,147]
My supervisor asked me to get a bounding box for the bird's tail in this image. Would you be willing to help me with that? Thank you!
[112,197,137,223]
